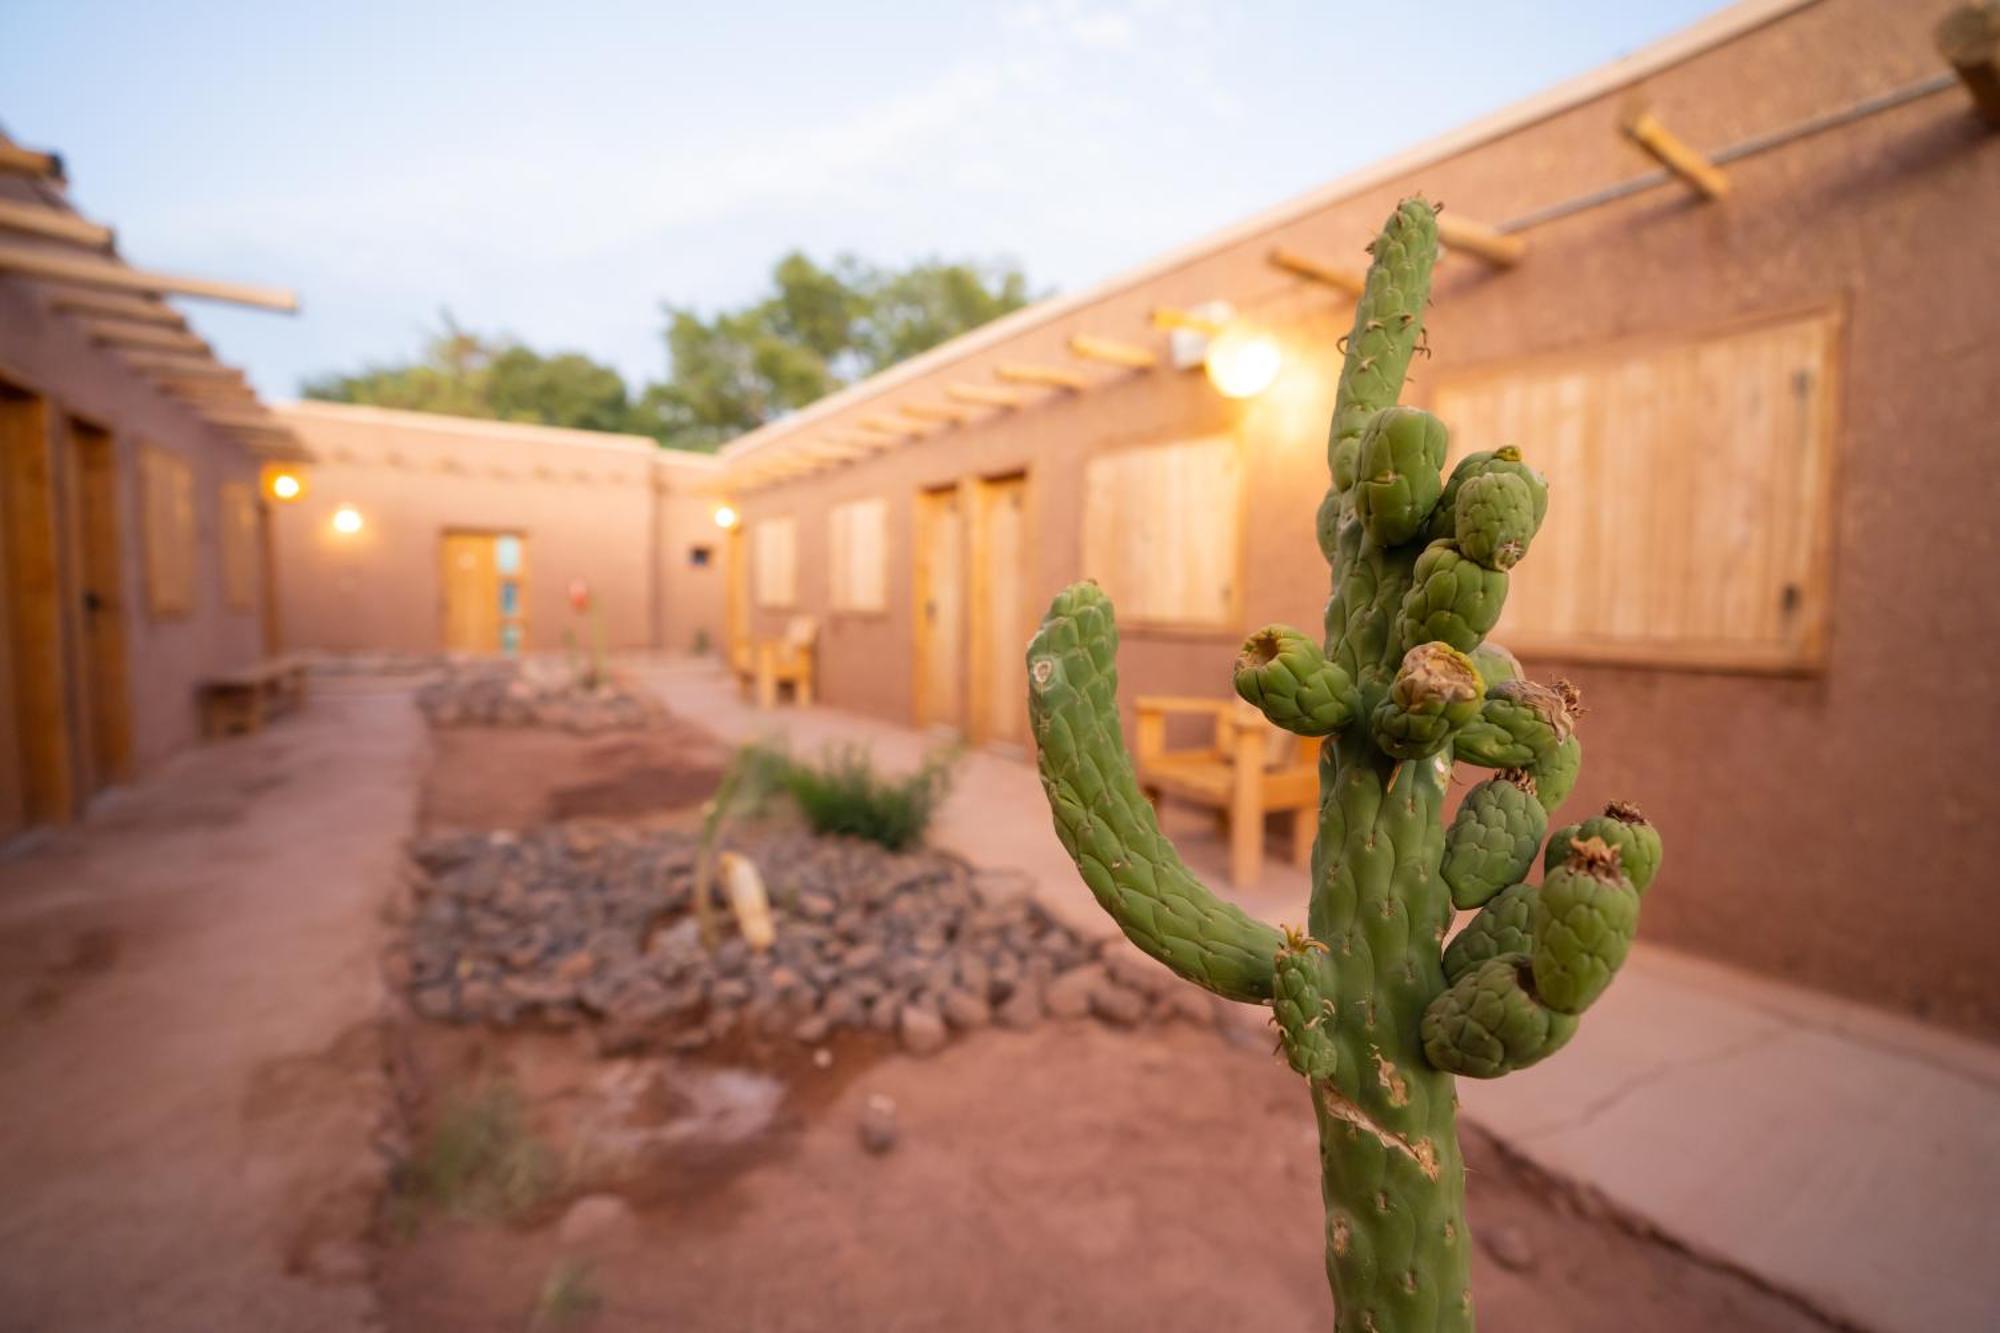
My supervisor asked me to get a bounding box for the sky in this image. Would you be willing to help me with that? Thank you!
[0,1,1729,401]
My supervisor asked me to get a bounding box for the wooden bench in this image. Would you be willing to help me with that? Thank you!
[199,656,309,738]
[1134,695,1318,890]
[734,617,818,709]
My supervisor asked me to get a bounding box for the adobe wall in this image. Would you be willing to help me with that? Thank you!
[0,275,264,778]
[733,0,2000,1035]
[653,481,728,658]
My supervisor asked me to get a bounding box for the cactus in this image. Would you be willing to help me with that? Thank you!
[1026,197,1661,1332]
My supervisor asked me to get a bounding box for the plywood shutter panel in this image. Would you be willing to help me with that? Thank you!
[219,482,258,611]
[1431,309,1839,671]
[141,446,196,618]
[753,517,797,609]
[1081,436,1241,628]
[829,498,887,613]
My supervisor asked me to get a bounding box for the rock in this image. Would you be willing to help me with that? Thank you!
[995,982,1044,1030]
[898,1001,949,1056]
[1481,1223,1537,1273]
[859,1093,898,1155]
[938,987,990,1031]
[868,994,901,1034]
[557,1193,639,1249]
[1045,964,1102,1020]
[304,1239,371,1283]
[1152,986,1217,1026]
[1100,938,1176,998]
[793,1013,832,1044]
[1088,979,1147,1027]
[812,1047,834,1071]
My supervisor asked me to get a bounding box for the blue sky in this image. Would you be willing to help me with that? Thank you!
[1,1,1726,399]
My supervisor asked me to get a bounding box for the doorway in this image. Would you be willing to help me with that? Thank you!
[969,472,1031,748]
[440,530,527,654]
[66,418,131,793]
[912,484,964,730]
[0,380,71,834]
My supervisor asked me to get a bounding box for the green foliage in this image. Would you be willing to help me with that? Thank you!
[400,1080,556,1223]
[530,1258,602,1331]
[776,743,957,852]
[636,252,1035,451]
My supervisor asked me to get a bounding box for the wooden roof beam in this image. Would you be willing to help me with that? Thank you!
[0,141,63,181]
[898,402,970,424]
[1066,334,1158,370]
[1621,108,1729,199]
[1267,247,1366,296]
[1938,3,2000,125]
[116,350,243,379]
[996,362,1090,391]
[1150,306,1226,336]
[855,416,918,438]
[0,244,298,312]
[48,289,186,327]
[1435,212,1527,267]
[0,200,112,250]
[85,319,210,354]
[945,383,1025,408]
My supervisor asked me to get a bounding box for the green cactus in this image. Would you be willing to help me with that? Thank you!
[1026,196,1662,1332]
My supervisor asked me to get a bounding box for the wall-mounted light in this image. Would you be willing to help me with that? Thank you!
[713,504,740,530]
[261,462,307,503]
[331,505,364,535]
[1204,326,1284,399]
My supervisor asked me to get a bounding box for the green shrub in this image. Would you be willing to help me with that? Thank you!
[403,1080,556,1222]
[779,744,956,851]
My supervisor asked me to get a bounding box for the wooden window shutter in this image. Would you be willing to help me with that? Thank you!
[753,517,798,609]
[219,482,259,611]
[141,446,197,618]
[1429,308,1841,671]
[1081,436,1242,629]
[829,497,888,613]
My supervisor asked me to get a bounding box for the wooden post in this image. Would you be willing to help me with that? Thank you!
[1621,108,1730,199]
[1939,2,2000,125]
[1435,213,1527,267]
[1066,334,1158,369]
[1267,247,1366,296]
[1229,714,1265,890]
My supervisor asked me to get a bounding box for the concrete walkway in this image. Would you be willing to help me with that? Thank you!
[0,682,425,1333]
[640,657,2000,1333]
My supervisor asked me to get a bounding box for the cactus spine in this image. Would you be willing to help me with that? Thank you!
[1026,197,1661,1332]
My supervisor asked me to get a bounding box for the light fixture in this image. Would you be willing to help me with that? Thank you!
[260,463,307,503]
[272,473,301,500]
[1205,326,1284,399]
[713,504,739,530]
[331,505,364,535]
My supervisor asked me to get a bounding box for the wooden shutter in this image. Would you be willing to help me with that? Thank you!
[141,446,196,618]
[753,517,797,609]
[828,497,887,613]
[1430,308,1840,671]
[1081,436,1241,628]
[219,482,258,611]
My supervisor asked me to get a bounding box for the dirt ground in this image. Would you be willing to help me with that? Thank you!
[381,725,1838,1333]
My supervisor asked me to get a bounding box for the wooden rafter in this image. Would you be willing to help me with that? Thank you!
[116,350,242,379]
[1267,246,1366,296]
[85,319,209,354]
[1620,108,1729,199]
[898,402,969,424]
[0,244,298,312]
[1066,334,1158,369]
[1150,306,1226,336]
[1435,213,1526,267]
[48,289,186,327]
[0,200,112,250]
[945,382,1026,408]
[0,141,63,180]
[854,417,916,438]
[996,362,1089,391]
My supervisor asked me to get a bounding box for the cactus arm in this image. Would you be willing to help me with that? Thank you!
[1235,625,1361,735]
[1027,582,1286,1003]
[1324,199,1440,506]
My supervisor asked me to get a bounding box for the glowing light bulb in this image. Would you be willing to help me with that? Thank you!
[271,472,301,500]
[713,505,740,530]
[331,505,364,535]
[1205,327,1283,399]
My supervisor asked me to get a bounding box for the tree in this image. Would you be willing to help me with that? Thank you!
[302,315,637,436]
[635,252,1035,451]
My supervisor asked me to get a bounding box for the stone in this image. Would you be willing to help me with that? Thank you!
[1088,979,1147,1027]
[939,987,990,1031]
[1045,965,1102,1020]
[859,1093,898,1155]
[995,982,1044,1030]
[1482,1223,1537,1273]
[1100,938,1176,998]
[898,1001,949,1056]
[557,1193,639,1249]
[305,1239,371,1283]
[793,1013,832,1045]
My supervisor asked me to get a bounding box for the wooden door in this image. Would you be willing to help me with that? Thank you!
[441,532,499,653]
[912,485,964,730]
[0,381,71,831]
[970,473,1031,747]
[67,419,130,792]
[724,524,748,651]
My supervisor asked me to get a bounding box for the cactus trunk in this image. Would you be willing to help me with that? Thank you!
[1026,196,1663,1330]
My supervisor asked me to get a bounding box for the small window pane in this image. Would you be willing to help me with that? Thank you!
[689,545,713,568]
[500,623,521,655]
[499,580,520,615]
[494,534,522,574]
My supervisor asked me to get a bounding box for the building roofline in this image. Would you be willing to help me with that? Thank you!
[718,0,1817,466]
[273,398,718,468]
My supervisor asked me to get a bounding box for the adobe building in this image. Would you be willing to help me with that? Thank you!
[0,128,304,841]
[712,0,2000,1035]
[268,402,726,660]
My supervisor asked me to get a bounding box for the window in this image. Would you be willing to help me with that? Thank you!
[828,497,888,613]
[688,545,713,568]
[1429,308,1840,671]
[753,517,797,609]
[1081,436,1241,628]
[219,482,259,612]
[141,446,196,618]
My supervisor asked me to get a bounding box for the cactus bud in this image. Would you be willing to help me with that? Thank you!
[1233,625,1359,736]
[1373,641,1484,759]
[1531,836,1640,1015]
[1354,406,1449,547]
[1441,769,1548,909]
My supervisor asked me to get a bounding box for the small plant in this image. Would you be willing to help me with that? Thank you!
[529,1257,602,1331]
[402,1079,557,1223]
[692,740,794,945]
[567,580,609,690]
[779,743,956,852]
